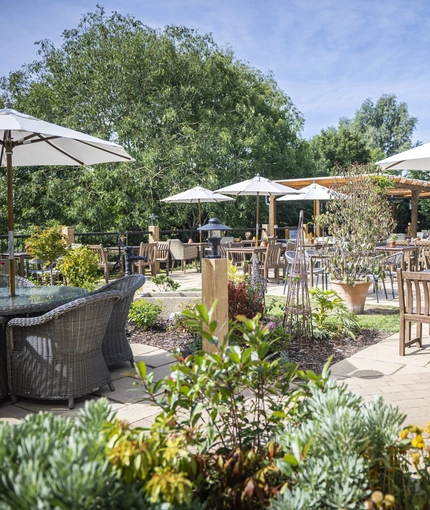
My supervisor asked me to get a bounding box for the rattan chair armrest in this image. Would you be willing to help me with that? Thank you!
[6,290,122,330]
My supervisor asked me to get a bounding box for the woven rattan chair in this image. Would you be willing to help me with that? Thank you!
[0,275,35,288]
[90,274,146,366]
[0,316,8,400]
[6,290,121,409]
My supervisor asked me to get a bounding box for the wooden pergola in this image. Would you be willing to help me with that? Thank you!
[270,175,430,237]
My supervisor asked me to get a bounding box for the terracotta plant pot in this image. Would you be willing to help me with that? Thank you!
[331,280,372,315]
[260,241,268,247]
[389,241,396,247]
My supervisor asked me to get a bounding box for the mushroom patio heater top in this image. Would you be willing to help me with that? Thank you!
[198,218,231,258]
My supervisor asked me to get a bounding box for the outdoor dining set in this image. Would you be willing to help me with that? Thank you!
[0,274,145,409]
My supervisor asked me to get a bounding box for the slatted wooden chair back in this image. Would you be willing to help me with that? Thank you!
[414,239,430,270]
[134,243,157,276]
[88,244,116,283]
[397,268,430,355]
[263,243,282,284]
[156,241,171,275]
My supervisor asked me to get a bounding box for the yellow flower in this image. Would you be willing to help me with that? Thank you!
[425,421,430,435]
[400,429,409,439]
[411,434,425,449]
[411,451,421,466]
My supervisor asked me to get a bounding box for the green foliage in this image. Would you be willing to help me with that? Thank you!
[128,298,163,329]
[0,398,143,509]
[317,163,394,285]
[352,94,418,157]
[25,225,69,285]
[151,274,180,292]
[131,304,327,508]
[104,414,196,507]
[1,7,310,234]
[309,287,361,339]
[310,120,372,174]
[271,382,429,510]
[57,245,100,290]
[227,260,265,320]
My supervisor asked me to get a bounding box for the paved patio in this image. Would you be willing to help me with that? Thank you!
[1,270,430,428]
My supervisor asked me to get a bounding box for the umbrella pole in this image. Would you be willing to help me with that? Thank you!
[6,137,15,297]
[198,200,202,244]
[255,193,260,246]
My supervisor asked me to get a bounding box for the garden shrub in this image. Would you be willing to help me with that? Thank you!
[0,399,144,509]
[128,298,163,329]
[151,274,180,292]
[227,261,264,320]
[57,245,100,290]
[309,287,361,339]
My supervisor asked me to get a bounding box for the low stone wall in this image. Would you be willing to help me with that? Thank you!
[136,291,202,319]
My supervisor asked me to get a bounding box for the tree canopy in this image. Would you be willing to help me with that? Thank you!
[0,7,312,234]
[351,94,418,157]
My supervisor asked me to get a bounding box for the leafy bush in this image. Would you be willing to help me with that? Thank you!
[151,274,180,292]
[227,261,265,320]
[128,298,163,329]
[309,287,361,339]
[57,245,100,290]
[0,399,144,509]
[25,225,68,285]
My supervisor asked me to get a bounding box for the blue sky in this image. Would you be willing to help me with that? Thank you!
[2,0,430,144]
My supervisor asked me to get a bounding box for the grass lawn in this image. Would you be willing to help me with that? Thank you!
[266,297,400,334]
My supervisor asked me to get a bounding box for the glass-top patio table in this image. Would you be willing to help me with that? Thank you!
[0,286,88,316]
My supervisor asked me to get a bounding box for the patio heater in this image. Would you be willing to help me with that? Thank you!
[198,218,231,258]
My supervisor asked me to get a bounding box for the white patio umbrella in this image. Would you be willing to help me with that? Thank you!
[276,181,342,201]
[277,181,342,234]
[376,142,430,171]
[161,186,234,242]
[215,174,300,244]
[0,103,134,295]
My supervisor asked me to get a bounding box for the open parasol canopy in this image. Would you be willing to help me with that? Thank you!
[0,103,134,295]
[216,174,300,244]
[376,142,430,171]
[161,186,234,242]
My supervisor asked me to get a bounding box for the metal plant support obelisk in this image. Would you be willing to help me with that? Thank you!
[283,211,313,338]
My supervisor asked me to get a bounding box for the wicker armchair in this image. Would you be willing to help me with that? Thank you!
[169,239,199,272]
[90,274,146,366]
[0,275,35,287]
[6,290,122,409]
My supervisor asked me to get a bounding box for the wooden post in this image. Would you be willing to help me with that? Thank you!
[149,226,160,272]
[269,195,277,236]
[411,190,420,238]
[62,227,75,245]
[314,200,321,237]
[201,258,228,353]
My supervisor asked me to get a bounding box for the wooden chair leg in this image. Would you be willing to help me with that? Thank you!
[399,319,406,356]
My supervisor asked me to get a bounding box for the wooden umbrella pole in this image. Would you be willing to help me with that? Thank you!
[6,135,15,296]
[198,200,202,243]
[255,193,260,246]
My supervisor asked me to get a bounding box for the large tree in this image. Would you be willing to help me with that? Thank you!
[0,7,310,234]
[309,119,372,175]
[352,94,418,157]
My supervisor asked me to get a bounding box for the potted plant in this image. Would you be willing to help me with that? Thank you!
[389,234,398,247]
[245,232,252,240]
[260,236,269,247]
[317,164,394,314]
